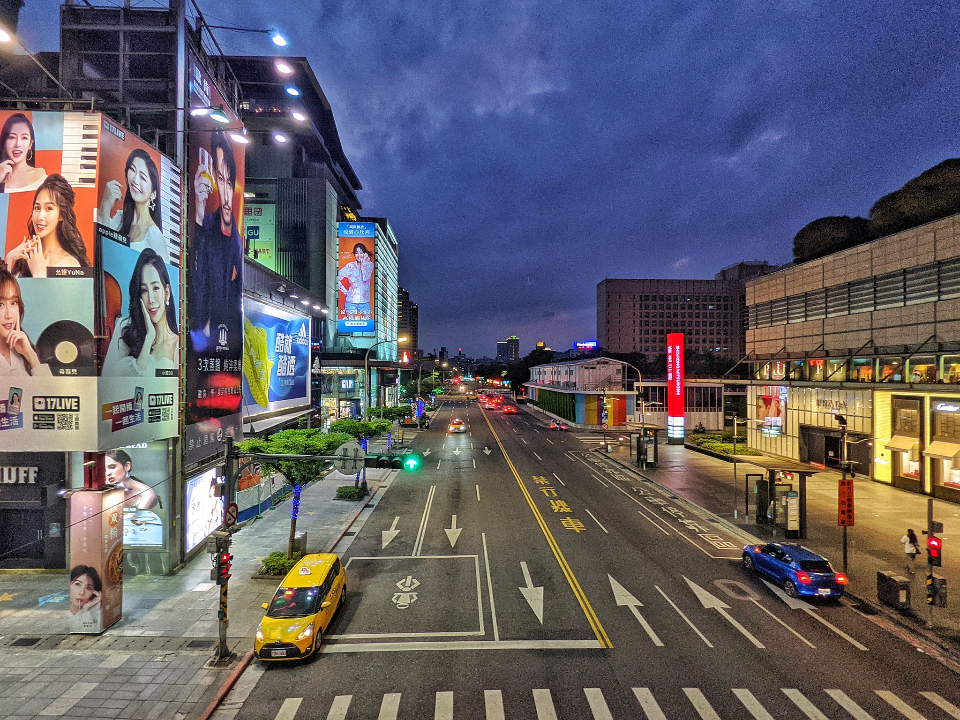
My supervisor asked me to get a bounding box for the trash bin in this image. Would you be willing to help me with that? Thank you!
[877,570,911,609]
[292,531,308,556]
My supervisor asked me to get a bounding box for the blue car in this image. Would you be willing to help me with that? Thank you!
[742,543,848,599]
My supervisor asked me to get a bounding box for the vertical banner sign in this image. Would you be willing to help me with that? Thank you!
[666,332,685,441]
[838,478,855,526]
[336,222,376,334]
[68,488,124,633]
[185,52,246,464]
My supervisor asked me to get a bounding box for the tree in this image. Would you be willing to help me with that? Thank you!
[792,215,870,264]
[237,429,353,558]
[868,158,960,240]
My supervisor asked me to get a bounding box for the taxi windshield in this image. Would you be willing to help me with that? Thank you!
[267,586,320,618]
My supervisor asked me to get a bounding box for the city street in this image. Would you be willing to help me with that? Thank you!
[225,402,960,719]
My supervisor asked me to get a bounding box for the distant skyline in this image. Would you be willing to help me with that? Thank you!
[17,1,960,357]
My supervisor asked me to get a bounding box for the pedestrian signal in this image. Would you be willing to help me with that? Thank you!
[928,535,943,567]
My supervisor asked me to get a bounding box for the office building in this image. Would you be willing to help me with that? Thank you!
[398,287,419,361]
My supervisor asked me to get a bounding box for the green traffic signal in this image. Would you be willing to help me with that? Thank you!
[403,453,422,471]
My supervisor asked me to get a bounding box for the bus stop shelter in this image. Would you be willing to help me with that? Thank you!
[623,422,666,469]
[730,455,821,539]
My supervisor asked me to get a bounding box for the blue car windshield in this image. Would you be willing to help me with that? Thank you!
[798,560,833,573]
[267,587,320,618]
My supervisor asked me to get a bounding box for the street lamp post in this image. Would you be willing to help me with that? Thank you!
[364,337,407,417]
[416,360,446,399]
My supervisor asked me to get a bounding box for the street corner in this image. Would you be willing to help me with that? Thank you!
[335,555,483,640]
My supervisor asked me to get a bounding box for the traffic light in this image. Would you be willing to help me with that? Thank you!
[402,453,422,472]
[370,452,422,471]
[928,535,943,567]
[216,551,233,585]
[927,574,938,605]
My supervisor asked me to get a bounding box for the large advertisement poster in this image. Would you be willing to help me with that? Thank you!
[185,52,246,464]
[68,488,124,633]
[103,442,169,551]
[242,299,310,416]
[184,466,223,553]
[337,222,376,334]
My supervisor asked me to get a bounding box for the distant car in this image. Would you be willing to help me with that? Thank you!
[502,405,518,414]
[448,418,467,433]
[742,543,847,599]
[255,554,346,661]
[549,420,568,431]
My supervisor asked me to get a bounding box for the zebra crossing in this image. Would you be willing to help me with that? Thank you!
[269,687,960,720]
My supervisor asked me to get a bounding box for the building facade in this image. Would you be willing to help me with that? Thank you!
[744,214,960,501]
[397,287,419,362]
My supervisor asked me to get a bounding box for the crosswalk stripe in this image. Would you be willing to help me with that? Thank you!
[826,689,876,720]
[378,693,401,720]
[735,689,776,720]
[485,690,505,720]
[922,693,960,719]
[877,690,927,720]
[584,688,614,720]
[684,688,723,720]
[275,698,302,720]
[783,689,830,720]
[633,688,668,720]
[533,689,558,720]
[435,691,454,720]
[324,696,351,720]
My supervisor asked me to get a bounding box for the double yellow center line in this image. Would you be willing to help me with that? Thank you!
[481,409,612,648]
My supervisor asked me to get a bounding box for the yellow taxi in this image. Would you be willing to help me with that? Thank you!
[255,553,346,661]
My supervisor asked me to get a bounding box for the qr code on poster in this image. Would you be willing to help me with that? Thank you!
[57,415,77,431]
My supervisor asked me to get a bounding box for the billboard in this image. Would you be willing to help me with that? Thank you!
[185,52,246,464]
[242,299,310,416]
[68,488,124,633]
[666,333,685,441]
[244,202,276,271]
[104,442,169,549]
[574,341,598,351]
[337,222,376,334]
[184,466,223,553]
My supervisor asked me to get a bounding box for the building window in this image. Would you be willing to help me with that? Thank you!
[941,356,960,384]
[878,358,904,382]
[850,358,874,382]
[908,357,937,384]
[893,397,920,434]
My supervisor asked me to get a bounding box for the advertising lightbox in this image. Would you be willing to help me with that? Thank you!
[242,299,310,416]
[666,333,685,441]
[244,202,276,271]
[68,488,124,633]
[185,52,246,464]
[184,466,223,553]
[104,441,169,549]
[336,222,376,334]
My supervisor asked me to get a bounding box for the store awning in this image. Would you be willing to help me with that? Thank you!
[885,435,919,452]
[923,440,960,460]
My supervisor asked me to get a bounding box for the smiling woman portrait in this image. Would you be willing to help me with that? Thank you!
[0,113,47,194]
[98,148,167,260]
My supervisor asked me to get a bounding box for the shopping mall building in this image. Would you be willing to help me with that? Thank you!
[745,213,960,503]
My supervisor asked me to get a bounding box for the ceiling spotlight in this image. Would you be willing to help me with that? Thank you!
[0,28,11,43]
[292,111,306,122]
[301,299,310,305]
[190,106,211,117]
[209,105,230,124]
[321,307,329,314]
[284,85,301,97]
[230,132,250,144]
[275,60,293,75]
[274,133,288,143]
[312,304,321,310]
[271,30,288,47]
[289,293,299,299]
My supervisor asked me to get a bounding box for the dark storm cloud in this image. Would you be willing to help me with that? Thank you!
[20,0,960,356]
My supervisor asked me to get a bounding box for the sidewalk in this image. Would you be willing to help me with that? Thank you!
[0,456,399,720]
[602,440,960,645]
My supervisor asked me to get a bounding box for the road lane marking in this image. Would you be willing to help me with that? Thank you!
[783,689,830,720]
[521,437,528,444]
[444,515,462,547]
[804,608,868,650]
[921,693,960,719]
[437,460,441,469]
[519,561,545,623]
[633,688,668,720]
[476,485,481,501]
[413,485,437,556]
[585,508,608,533]
[533,452,543,460]
[435,691,454,720]
[655,585,712,647]
[274,698,303,720]
[591,473,609,487]
[825,690,876,720]
[685,577,764,648]
[378,693,401,720]
[734,689,775,720]
[481,411,612,648]
[608,575,662,646]
[545,438,554,444]
[876,691,927,720]
[482,533,500,641]
[684,688,722,720]
[749,598,816,648]
[552,472,566,487]
[584,689,614,720]
[533,689,558,720]
[325,697,351,720]
[382,517,401,549]
[485,690,505,720]
[473,459,476,469]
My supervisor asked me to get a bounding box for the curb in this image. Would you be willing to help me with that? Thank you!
[197,650,254,720]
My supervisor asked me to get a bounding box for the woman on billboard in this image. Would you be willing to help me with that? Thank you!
[103,248,179,376]
[0,113,47,193]
[0,261,51,376]
[5,174,91,277]
[337,242,374,320]
[98,149,167,260]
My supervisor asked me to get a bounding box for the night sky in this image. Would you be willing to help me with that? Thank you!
[19,1,960,358]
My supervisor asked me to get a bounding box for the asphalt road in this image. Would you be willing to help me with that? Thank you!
[227,401,960,720]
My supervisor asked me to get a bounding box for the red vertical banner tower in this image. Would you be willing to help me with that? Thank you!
[666,333,685,444]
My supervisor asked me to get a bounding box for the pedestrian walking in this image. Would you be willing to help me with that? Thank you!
[901,528,920,571]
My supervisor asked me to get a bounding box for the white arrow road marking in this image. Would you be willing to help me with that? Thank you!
[608,575,663,646]
[451,447,462,456]
[519,561,545,623]
[684,576,764,648]
[921,693,960,719]
[761,580,866,650]
[381,517,400,549]
[444,515,462,548]
[655,585,712,646]
[423,449,432,456]
[876,691,926,720]
[825,690,876,720]
[483,447,492,455]
[552,473,565,487]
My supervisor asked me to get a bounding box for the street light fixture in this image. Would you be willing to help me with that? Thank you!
[0,24,74,98]
[364,337,407,416]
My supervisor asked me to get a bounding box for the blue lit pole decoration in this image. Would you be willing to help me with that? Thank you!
[387,431,393,451]
[355,436,369,489]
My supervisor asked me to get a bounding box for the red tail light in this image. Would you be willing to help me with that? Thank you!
[796,572,811,584]
[835,573,849,585]
[752,545,762,553]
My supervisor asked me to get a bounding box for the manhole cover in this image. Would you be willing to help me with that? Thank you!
[186,640,214,649]
[10,637,41,647]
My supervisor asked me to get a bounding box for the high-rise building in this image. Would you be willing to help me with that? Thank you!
[397,287,419,361]
[507,336,520,361]
[496,341,509,362]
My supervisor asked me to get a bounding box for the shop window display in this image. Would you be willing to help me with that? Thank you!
[879,358,904,382]
[826,358,847,381]
[942,356,960,384]
[851,358,873,382]
[908,357,937,383]
[808,359,825,382]
[901,449,921,479]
